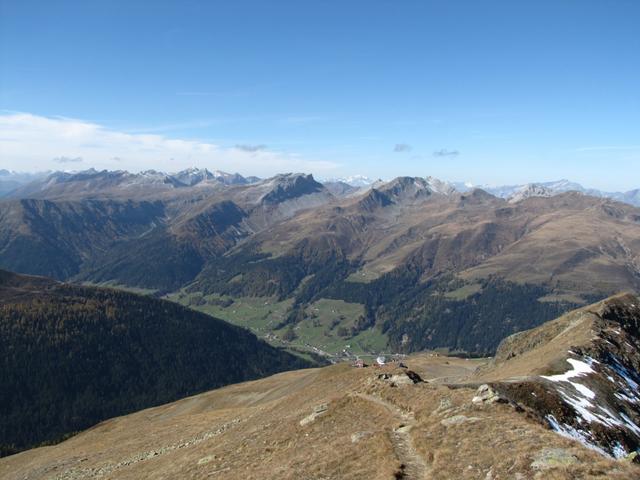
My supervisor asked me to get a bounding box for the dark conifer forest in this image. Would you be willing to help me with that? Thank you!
[0,270,311,456]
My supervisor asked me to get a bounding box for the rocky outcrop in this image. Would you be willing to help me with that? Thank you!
[377,369,424,387]
[471,384,504,405]
[299,403,329,426]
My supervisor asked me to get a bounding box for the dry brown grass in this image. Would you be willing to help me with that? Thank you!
[2,354,637,480]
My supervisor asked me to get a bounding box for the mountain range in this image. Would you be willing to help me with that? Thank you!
[481,179,640,207]
[4,169,638,206]
[0,168,639,360]
[329,175,640,207]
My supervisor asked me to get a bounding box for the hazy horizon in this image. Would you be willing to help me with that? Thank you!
[3,162,639,195]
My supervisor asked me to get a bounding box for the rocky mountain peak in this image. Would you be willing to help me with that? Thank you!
[259,173,325,205]
[171,167,215,186]
[457,188,498,205]
[508,183,554,203]
[376,176,433,202]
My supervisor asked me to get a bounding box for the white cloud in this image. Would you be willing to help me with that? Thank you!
[0,112,340,175]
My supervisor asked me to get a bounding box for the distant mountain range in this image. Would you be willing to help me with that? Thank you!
[0,167,639,359]
[329,175,640,207]
[480,179,640,207]
[0,169,48,196]
[3,168,638,207]
[0,167,260,200]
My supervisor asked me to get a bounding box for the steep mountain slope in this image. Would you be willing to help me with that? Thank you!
[3,297,639,479]
[0,198,165,279]
[0,173,335,290]
[73,173,333,290]
[475,293,640,459]
[0,270,312,456]
[215,183,640,297]
[461,194,640,293]
[76,200,249,291]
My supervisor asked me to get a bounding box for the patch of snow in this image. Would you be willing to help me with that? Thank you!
[329,175,378,187]
[615,392,639,404]
[620,413,640,436]
[611,442,628,459]
[609,356,639,390]
[545,415,608,456]
[425,176,457,195]
[541,358,595,383]
[570,382,595,400]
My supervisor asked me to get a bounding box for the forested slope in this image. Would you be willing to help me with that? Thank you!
[0,270,311,456]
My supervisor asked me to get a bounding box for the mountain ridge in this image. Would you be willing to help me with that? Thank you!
[3,168,638,207]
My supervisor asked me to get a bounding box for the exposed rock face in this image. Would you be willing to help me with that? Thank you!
[479,294,640,460]
[350,431,373,443]
[259,174,325,205]
[377,369,424,386]
[299,403,329,426]
[530,448,579,470]
[472,384,503,405]
[440,415,482,427]
[376,176,434,204]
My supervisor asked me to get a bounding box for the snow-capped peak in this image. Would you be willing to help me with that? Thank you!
[328,175,378,188]
[425,176,457,195]
[508,183,553,203]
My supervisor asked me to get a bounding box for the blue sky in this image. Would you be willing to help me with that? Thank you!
[1,0,639,190]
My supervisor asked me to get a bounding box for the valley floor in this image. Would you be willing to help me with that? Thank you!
[2,354,637,480]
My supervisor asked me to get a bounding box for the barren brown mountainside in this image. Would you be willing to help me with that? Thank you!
[2,295,639,479]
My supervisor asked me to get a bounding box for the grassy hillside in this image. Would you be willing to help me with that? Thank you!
[0,270,311,457]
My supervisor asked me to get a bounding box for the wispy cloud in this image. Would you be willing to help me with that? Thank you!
[433,149,459,157]
[53,156,83,163]
[0,112,340,176]
[235,144,267,153]
[393,143,412,153]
